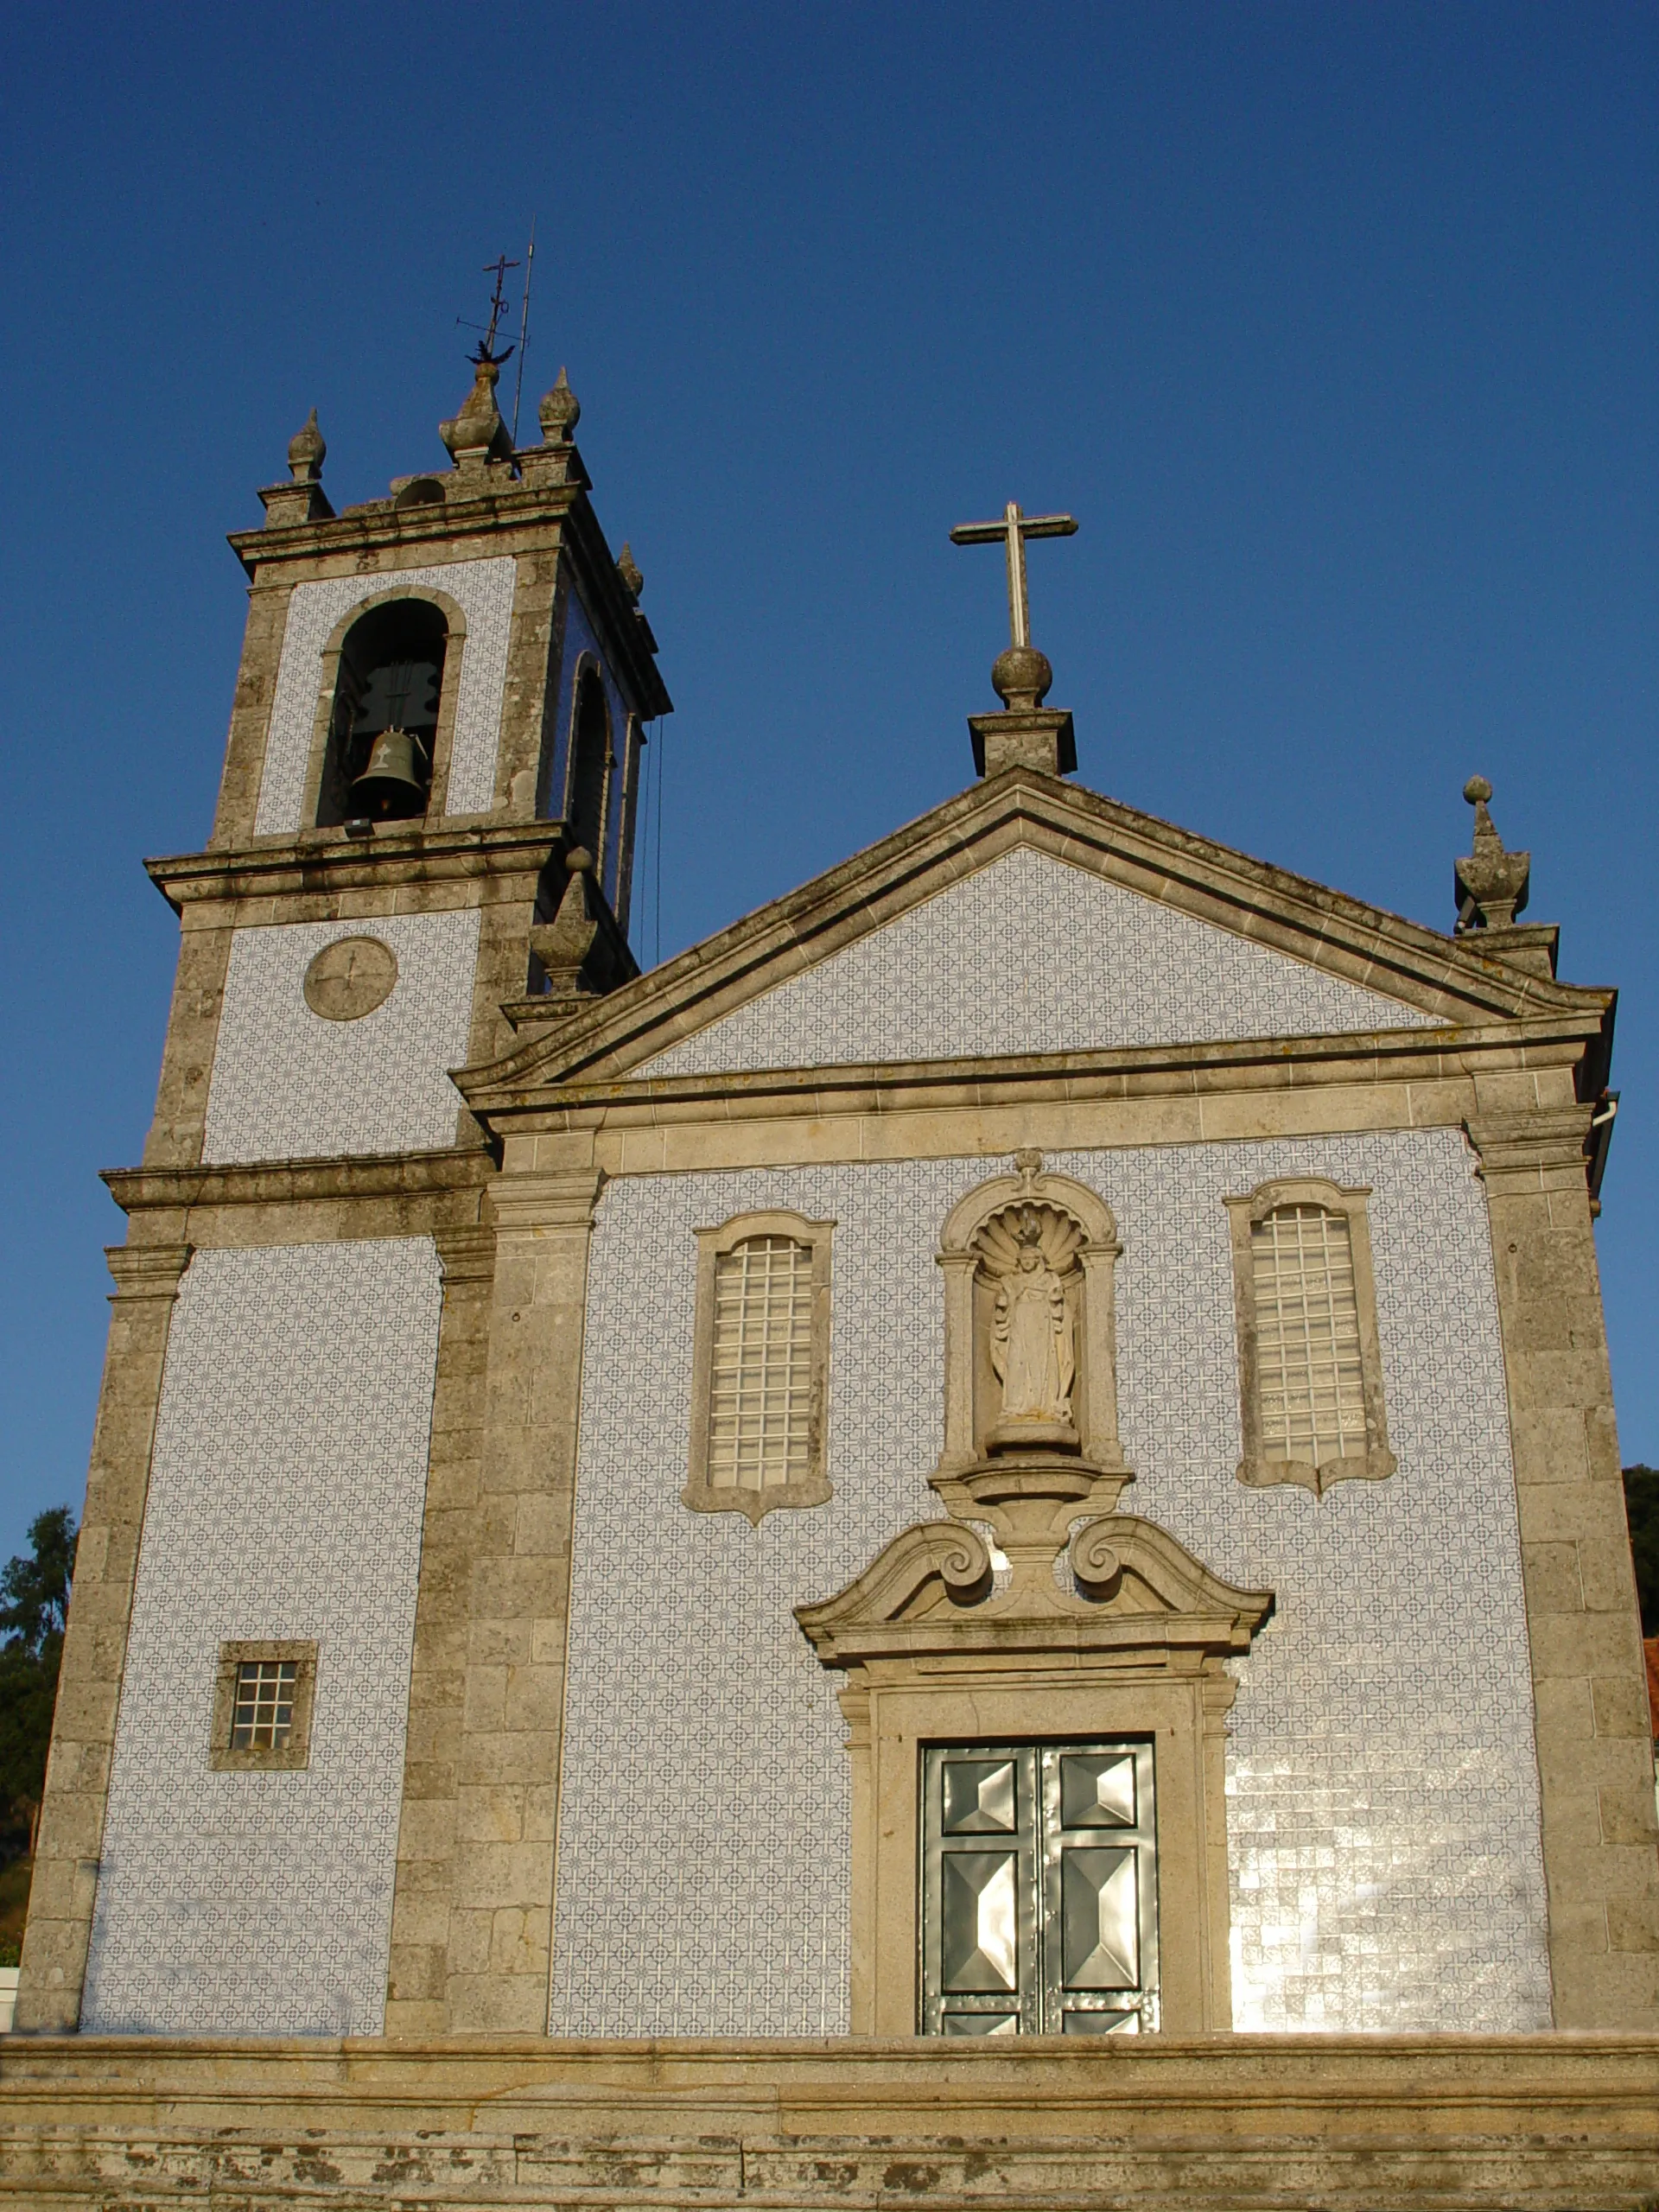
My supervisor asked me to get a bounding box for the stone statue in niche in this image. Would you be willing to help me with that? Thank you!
[975,1195,1084,1452]
[988,1211,1076,1441]
[937,1154,1128,1476]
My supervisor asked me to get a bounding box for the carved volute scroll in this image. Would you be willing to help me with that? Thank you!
[938,1151,1127,1474]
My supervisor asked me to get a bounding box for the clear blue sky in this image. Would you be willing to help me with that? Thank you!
[1,3,1654,1561]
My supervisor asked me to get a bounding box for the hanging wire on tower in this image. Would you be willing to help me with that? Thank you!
[652,716,666,969]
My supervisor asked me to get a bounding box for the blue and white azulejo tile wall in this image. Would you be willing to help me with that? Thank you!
[641,847,1434,1077]
[253,556,518,833]
[202,909,480,1163]
[549,1128,1550,2038]
[82,1239,442,2037]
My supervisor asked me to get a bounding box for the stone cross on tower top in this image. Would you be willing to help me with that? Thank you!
[950,501,1080,779]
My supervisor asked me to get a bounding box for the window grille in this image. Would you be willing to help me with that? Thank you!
[1250,1204,1367,1464]
[231,1658,298,1750]
[707,1235,814,1491]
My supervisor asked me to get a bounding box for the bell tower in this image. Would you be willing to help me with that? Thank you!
[143,352,671,1171]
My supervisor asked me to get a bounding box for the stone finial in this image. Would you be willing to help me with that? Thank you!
[1454,774,1531,933]
[440,356,512,467]
[529,847,601,998]
[538,367,581,447]
[992,645,1052,714]
[617,543,644,600]
[287,407,326,483]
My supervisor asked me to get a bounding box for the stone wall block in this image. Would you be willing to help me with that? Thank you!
[446,1967,549,2034]
[502,1663,564,1734]
[1579,1534,1647,1615]
[442,1910,493,1979]
[1598,1786,1659,1847]
[1605,1897,1659,1952]
[1520,1543,1582,1614]
[455,1786,527,1845]
[456,1728,562,1789]
[452,1842,551,1910]
[1590,1675,1652,1740]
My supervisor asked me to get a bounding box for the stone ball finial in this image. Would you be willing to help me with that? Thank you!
[539,367,581,446]
[1464,774,1493,806]
[565,845,594,877]
[991,644,1053,712]
[617,543,644,600]
[287,407,326,483]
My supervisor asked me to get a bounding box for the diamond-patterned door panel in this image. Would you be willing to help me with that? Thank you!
[922,1741,1158,2035]
[1059,1847,1139,1988]
[1059,1751,1136,1827]
[940,1854,1020,1991]
[942,1759,1018,1834]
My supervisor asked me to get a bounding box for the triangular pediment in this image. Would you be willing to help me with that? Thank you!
[460,769,1611,1108]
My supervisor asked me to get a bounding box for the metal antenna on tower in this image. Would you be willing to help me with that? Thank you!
[511,220,537,448]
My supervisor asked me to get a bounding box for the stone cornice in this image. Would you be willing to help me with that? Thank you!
[1465,1106,1598,1185]
[146,823,569,913]
[487,1166,606,1232]
[459,772,1615,1104]
[226,472,671,721]
[103,1147,496,1216]
[463,1011,1597,1128]
[103,1243,194,1299]
[227,476,583,575]
[434,1224,498,1283]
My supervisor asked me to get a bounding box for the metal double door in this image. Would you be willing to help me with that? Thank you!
[920,1740,1159,2036]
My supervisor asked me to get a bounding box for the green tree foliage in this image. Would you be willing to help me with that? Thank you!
[0,1507,77,1857]
[1625,1465,1658,1639]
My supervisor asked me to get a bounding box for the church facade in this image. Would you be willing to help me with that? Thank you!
[7,350,1658,2203]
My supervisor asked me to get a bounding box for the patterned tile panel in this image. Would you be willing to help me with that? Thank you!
[81,1240,443,2037]
[202,909,480,1163]
[641,848,1435,1076]
[549,1128,1549,2037]
[253,556,518,831]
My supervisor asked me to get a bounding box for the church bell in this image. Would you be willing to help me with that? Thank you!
[351,728,429,818]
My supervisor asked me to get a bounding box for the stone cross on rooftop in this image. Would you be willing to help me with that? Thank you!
[950,503,1080,779]
[950,501,1078,652]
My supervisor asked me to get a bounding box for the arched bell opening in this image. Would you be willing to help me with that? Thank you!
[566,664,613,863]
[317,599,448,826]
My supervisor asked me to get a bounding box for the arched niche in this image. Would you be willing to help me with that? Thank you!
[303,588,468,829]
[563,659,613,863]
[937,1150,1127,1472]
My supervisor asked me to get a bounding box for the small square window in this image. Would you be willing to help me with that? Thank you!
[231,1658,298,1749]
[210,1640,317,1770]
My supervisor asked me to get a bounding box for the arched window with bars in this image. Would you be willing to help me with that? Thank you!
[684,1211,835,1523]
[1225,1179,1395,1497]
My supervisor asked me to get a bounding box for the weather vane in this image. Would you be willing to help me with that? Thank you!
[460,254,519,368]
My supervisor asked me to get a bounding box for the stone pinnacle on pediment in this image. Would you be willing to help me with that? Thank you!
[1454,775,1531,934]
